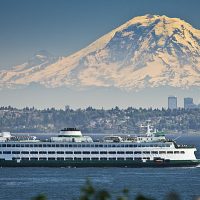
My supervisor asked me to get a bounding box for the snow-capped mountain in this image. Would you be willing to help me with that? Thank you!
[1,14,200,90]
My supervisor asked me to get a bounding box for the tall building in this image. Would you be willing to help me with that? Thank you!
[184,97,194,109]
[168,96,177,110]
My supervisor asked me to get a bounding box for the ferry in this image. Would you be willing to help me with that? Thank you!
[0,125,199,167]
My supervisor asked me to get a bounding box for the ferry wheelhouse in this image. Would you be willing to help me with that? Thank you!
[0,126,199,167]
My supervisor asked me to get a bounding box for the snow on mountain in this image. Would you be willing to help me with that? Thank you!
[1,14,200,90]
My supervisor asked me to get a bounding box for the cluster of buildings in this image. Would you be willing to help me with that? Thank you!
[168,96,199,110]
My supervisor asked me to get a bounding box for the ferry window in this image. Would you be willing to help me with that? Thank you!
[65,151,73,154]
[141,145,146,147]
[103,144,108,147]
[90,144,95,147]
[3,151,11,154]
[117,151,124,154]
[133,145,137,147]
[99,144,103,147]
[143,151,150,154]
[151,151,158,154]
[126,151,133,154]
[25,144,29,147]
[56,144,60,147]
[83,151,90,154]
[47,144,52,147]
[112,144,116,147]
[64,144,69,147]
[100,158,107,160]
[65,158,73,160]
[39,151,47,154]
[129,144,133,147]
[108,151,116,154]
[57,151,64,154]
[29,144,33,147]
[159,151,166,154]
[117,158,124,160]
[95,144,99,147]
[30,158,38,160]
[30,151,38,154]
[83,158,90,160]
[39,158,47,160]
[126,158,133,160]
[91,151,99,154]
[21,151,29,154]
[166,144,170,147]
[134,151,141,154]
[167,151,173,154]
[73,144,77,147]
[77,144,81,147]
[86,144,90,147]
[48,151,55,154]
[125,144,129,147]
[69,144,72,147]
[21,158,29,160]
[48,158,55,160]
[120,144,124,147]
[154,144,158,147]
[138,145,141,147]
[43,144,47,147]
[21,144,25,147]
[57,157,64,160]
[91,158,99,160]
[0,144,1,147]
[100,151,107,154]
[7,144,11,147]
[180,151,185,154]
[51,144,55,147]
[134,157,142,160]
[0,151,2,154]
[174,151,179,154]
[74,151,81,154]
[108,145,112,147]
[34,144,38,147]
[82,144,86,147]
[108,158,116,160]
[12,157,20,160]
[150,144,154,147]
[2,144,6,147]
[12,151,20,154]
[74,157,81,160]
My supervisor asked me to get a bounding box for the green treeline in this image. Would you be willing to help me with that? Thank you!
[0,106,200,133]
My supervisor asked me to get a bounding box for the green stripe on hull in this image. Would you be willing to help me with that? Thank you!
[0,160,199,168]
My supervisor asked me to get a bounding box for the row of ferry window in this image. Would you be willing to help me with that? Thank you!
[0,143,171,148]
[12,157,149,161]
[0,150,185,154]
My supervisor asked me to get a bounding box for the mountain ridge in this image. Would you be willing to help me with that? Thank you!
[1,14,200,90]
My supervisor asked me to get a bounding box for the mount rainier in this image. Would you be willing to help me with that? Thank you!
[1,14,200,90]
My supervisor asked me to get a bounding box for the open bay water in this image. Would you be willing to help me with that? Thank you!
[0,134,200,200]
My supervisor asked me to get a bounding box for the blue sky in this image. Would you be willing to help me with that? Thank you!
[0,0,200,68]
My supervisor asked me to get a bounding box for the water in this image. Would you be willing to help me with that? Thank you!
[0,135,200,200]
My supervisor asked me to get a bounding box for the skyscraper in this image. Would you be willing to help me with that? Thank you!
[168,96,177,110]
[184,97,194,109]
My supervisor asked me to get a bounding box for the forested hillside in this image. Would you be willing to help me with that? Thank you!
[0,106,200,133]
